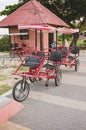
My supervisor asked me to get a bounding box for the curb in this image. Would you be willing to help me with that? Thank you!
[0,99,24,125]
[0,89,24,125]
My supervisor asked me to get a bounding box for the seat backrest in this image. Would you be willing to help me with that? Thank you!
[24,56,40,67]
[25,56,38,63]
[49,51,62,62]
[70,46,80,54]
[34,51,45,61]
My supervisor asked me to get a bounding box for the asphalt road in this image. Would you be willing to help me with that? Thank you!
[9,51,86,130]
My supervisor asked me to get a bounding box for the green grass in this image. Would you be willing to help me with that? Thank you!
[0,75,12,81]
[0,67,29,95]
[58,40,86,47]
[0,74,13,95]
[19,66,29,72]
[0,84,12,95]
[77,40,86,46]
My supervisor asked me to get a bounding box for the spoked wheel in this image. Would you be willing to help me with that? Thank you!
[29,77,36,83]
[75,59,80,71]
[55,69,62,86]
[12,79,30,102]
[45,68,55,87]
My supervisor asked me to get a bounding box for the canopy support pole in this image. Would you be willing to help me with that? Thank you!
[35,29,37,49]
[56,30,58,50]
[40,30,42,51]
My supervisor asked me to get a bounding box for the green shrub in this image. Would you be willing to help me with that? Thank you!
[0,35,10,51]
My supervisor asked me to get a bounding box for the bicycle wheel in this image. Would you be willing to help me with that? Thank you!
[12,80,30,102]
[75,59,80,71]
[55,69,62,86]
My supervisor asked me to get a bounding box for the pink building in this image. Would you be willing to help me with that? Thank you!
[0,0,68,50]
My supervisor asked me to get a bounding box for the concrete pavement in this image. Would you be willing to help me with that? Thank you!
[1,50,86,130]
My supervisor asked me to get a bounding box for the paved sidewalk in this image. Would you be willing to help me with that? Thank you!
[1,51,86,130]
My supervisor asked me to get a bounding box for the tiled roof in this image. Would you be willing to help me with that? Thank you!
[0,0,68,28]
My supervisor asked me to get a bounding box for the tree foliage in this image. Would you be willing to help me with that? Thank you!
[0,0,86,31]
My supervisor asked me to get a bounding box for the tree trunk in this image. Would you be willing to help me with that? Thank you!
[70,33,79,46]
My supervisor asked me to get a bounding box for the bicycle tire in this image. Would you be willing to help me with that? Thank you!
[75,59,80,71]
[12,80,30,102]
[55,69,62,86]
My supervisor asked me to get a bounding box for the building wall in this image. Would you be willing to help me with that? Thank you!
[43,31,48,50]
[9,26,49,51]
[9,26,19,44]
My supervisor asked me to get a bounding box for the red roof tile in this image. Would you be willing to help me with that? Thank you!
[0,0,68,27]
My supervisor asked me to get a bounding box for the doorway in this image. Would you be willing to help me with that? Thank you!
[48,33,54,48]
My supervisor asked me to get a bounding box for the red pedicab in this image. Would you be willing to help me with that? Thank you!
[12,49,62,102]
[49,41,80,71]
[57,45,80,71]
[10,41,34,57]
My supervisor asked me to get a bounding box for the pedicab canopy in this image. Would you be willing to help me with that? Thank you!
[18,24,79,34]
